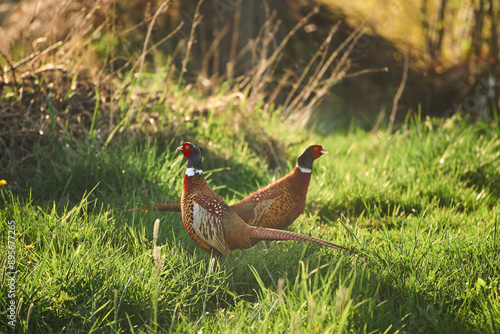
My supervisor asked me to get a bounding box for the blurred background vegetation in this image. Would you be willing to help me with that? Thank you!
[1,0,499,161]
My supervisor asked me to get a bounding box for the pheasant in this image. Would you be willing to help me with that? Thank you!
[125,145,326,231]
[176,142,353,257]
[230,144,326,228]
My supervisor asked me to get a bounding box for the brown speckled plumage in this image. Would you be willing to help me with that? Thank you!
[182,173,234,256]
[230,166,311,228]
[126,145,326,232]
[176,142,356,257]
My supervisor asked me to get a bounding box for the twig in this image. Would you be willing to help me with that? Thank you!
[133,21,184,75]
[138,0,170,77]
[371,104,386,133]
[248,6,319,92]
[11,41,63,71]
[114,21,183,101]
[227,2,242,79]
[283,23,339,109]
[388,49,408,133]
[21,64,67,79]
[342,67,389,79]
[0,51,17,84]
[200,25,231,80]
[178,0,205,86]
[288,25,365,113]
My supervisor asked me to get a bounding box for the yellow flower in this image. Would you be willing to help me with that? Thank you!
[0,180,7,187]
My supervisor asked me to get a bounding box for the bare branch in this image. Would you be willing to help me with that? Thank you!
[388,49,409,133]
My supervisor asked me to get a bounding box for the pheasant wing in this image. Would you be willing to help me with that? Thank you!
[192,198,231,256]
[242,184,282,226]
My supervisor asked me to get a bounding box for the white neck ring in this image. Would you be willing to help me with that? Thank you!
[186,167,203,176]
[298,166,312,173]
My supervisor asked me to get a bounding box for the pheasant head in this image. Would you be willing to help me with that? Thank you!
[177,142,203,176]
[296,145,327,173]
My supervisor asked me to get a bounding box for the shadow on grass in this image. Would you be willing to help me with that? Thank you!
[461,165,500,203]
[316,195,424,227]
[315,183,495,229]
[5,131,278,213]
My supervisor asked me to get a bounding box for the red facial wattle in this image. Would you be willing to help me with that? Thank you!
[312,145,323,159]
[182,143,192,158]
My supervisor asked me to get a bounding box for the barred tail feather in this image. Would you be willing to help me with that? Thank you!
[250,227,357,255]
[123,203,182,214]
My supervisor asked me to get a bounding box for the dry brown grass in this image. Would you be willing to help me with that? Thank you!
[0,0,171,164]
[0,41,104,161]
[1,0,363,175]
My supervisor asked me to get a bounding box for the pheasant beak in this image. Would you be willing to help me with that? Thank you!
[321,149,328,155]
[176,145,183,152]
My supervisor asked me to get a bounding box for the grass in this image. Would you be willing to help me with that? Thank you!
[1,109,499,333]
[1,1,499,332]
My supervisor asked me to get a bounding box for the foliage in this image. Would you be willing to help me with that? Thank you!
[324,0,500,66]
[1,1,499,333]
[1,110,499,333]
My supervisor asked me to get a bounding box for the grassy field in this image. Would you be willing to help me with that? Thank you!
[1,105,500,333]
[1,1,500,332]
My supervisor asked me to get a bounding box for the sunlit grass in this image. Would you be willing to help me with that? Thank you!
[1,110,499,332]
[1,1,499,331]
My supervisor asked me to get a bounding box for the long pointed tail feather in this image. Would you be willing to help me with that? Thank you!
[123,203,182,214]
[250,227,361,257]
